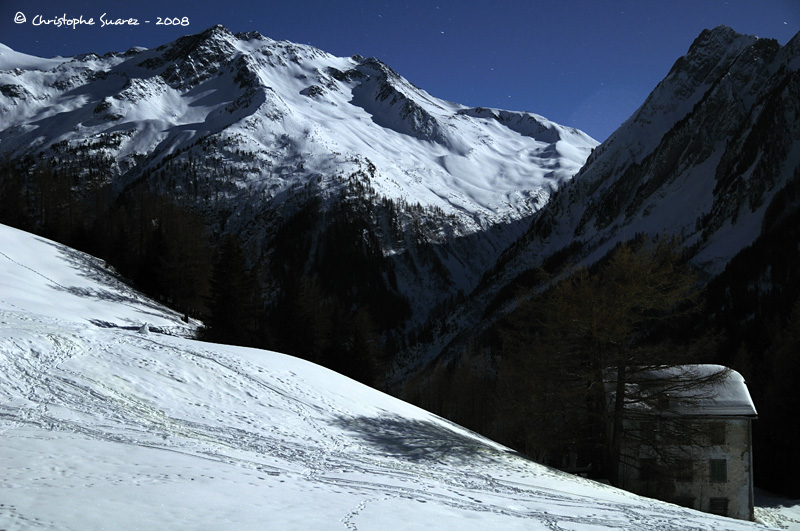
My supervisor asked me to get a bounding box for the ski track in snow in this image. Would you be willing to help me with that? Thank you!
[1,311,779,530]
[0,223,788,529]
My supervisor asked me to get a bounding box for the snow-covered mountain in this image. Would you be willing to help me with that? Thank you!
[0,26,597,319]
[2,222,787,529]
[517,25,800,276]
[402,26,800,375]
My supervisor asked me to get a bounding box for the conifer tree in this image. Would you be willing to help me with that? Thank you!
[154,201,211,322]
[204,234,258,345]
[500,235,720,481]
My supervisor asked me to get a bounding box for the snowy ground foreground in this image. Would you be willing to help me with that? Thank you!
[0,223,788,530]
[755,491,800,530]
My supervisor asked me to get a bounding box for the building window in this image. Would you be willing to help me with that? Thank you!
[639,458,657,481]
[709,497,728,516]
[708,422,726,445]
[675,421,695,446]
[709,459,727,483]
[675,459,693,482]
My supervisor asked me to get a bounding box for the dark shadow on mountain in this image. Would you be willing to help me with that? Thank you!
[329,413,507,465]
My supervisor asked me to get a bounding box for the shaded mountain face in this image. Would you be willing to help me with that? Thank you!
[404,26,800,373]
[0,25,596,330]
[525,25,800,275]
[392,27,800,498]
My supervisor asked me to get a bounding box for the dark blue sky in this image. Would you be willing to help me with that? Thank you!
[1,0,798,140]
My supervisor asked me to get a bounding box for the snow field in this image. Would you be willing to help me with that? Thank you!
[0,223,783,529]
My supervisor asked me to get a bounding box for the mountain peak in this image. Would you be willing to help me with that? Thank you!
[158,23,236,55]
[527,23,800,274]
[205,23,232,36]
[683,25,755,57]
[235,29,266,42]
[699,25,743,43]
[674,24,757,73]
[137,24,239,87]
[0,26,597,318]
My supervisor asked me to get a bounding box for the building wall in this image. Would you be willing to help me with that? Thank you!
[617,417,753,520]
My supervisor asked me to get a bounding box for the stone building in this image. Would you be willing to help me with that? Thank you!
[611,365,758,520]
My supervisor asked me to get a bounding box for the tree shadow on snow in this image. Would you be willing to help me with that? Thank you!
[329,413,507,465]
[39,238,186,322]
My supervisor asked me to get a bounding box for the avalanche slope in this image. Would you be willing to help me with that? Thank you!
[0,223,776,530]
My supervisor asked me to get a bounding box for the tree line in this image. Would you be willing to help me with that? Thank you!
[406,236,734,484]
[4,155,797,497]
[0,159,403,388]
[403,224,800,497]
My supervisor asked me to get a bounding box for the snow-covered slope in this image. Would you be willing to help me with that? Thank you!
[522,26,800,274]
[0,227,776,529]
[0,225,196,334]
[0,43,65,71]
[0,25,597,318]
[395,26,800,377]
[0,26,596,230]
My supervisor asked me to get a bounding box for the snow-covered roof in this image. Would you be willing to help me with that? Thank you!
[610,364,758,418]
